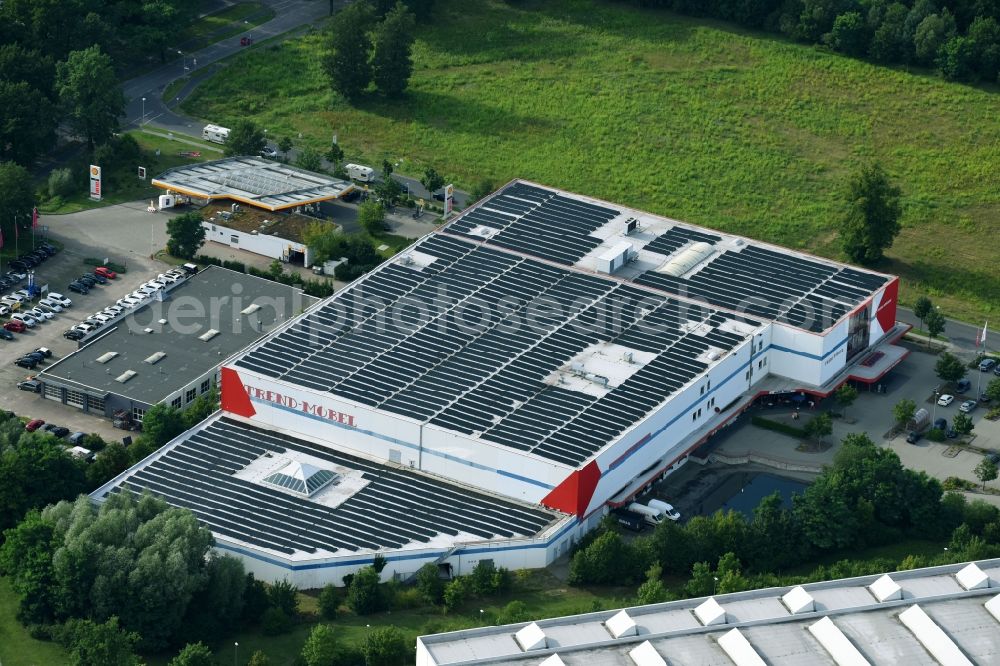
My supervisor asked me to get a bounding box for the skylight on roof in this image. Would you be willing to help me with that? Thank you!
[261,461,338,497]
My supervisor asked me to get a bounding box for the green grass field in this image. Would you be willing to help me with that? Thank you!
[0,578,68,666]
[182,0,1000,323]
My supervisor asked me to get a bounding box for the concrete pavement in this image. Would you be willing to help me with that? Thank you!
[896,306,996,353]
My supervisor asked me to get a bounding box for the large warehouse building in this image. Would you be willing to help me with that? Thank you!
[417,559,1000,665]
[94,181,907,587]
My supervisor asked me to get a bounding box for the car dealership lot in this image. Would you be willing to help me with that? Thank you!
[1,229,175,439]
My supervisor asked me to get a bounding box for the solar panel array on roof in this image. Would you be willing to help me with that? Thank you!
[235,234,758,466]
[446,182,620,265]
[636,241,887,332]
[109,417,557,556]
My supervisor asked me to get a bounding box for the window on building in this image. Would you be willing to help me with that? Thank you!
[171,397,182,409]
[87,395,105,412]
[700,385,705,395]
[185,388,197,403]
[230,235,239,244]
[201,379,210,394]
[707,380,711,390]
[132,407,146,423]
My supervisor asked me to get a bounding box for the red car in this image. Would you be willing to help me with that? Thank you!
[25,419,45,432]
[4,320,26,333]
[95,267,117,279]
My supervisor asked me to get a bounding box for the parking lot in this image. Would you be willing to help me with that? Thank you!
[2,205,176,440]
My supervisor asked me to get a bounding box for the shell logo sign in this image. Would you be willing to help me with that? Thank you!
[89,165,102,201]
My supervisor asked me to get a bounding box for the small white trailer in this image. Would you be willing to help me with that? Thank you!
[202,124,230,144]
[345,163,375,182]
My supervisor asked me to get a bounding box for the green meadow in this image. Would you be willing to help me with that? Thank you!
[184,0,1000,321]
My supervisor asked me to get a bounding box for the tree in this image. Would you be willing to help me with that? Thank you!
[415,563,445,605]
[296,147,323,172]
[278,136,294,159]
[804,412,833,443]
[914,11,957,65]
[986,378,1000,403]
[359,201,387,235]
[0,510,58,624]
[935,352,966,384]
[969,16,1000,80]
[683,561,716,597]
[937,35,978,80]
[242,573,270,624]
[267,579,299,618]
[361,626,408,666]
[261,607,292,635]
[0,434,87,536]
[347,565,387,615]
[925,310,946,346]
[86,442,131,489]
[893,398,916,427]
[372,2,417,97]
[442,575,472,611]
[326,143,345,169]
[568,530,647,585]
[181,555,246,640]
[142,403,187,447]
[913,296,933,332]
[952,412,974,436]
[324,1,375,100]
[166,211,207,259]
[0,81,56,166]
[975,459,998,490]
[835,384,858,418]
[56,46,126,149]
[841,163,902,265]
[827,12,869,56]
[421,167,445,196]
[636,562,670,604]
[247,651,270,666]
[302,624,340,666]
[168,642,214,666]
[57,616,140,666]
[374,176,404,206]
[0,161,36,246]
[869,2,910,63]
[224,119,267,157]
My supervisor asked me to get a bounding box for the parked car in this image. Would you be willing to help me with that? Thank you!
[937,394,954,406]
[979,358,997,372]
[0,298,20,312]
[946,427,958,439]
[33,347,52,358]
[63,329,85,340]
[28,307,53,321]
[67,281,89,294]
[0,304,9,317]
[17,380,41,393]
[89,273,108,285]
[11,313,37,328]
[47,292,71,307]
[68,432,87,445]
[14,356,38,369]
[259,146,278,158]
[906,430,922,444]
[933,417,947,431]
[610,508,645,532]
[14,289,34,300]
[0,329,14,340]
[43,424,70,438]
[986,452,1000,465]
[95,266,117,279]
[89,313,113,324]
[76,275,98,287]
[959,400,977,413]
[9,260,28,271]
[24,419,45,432]
[4,320,26,333]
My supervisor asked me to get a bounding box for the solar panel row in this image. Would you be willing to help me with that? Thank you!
[109,417,557,556]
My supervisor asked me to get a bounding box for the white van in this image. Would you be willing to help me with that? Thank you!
[627,502,666,527]
[345,163,375,183]
[647,499,682,522]
[202,124,230,144]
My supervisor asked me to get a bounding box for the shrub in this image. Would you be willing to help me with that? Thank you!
[361,626,408,666]
[751,415,807,438]
[48,168,76,199]
[391,586,424,610]
[267,579,299,617]
[260,607,292,635]
[318,584,340,620]
[222,259,246,273]
[927,427,946,442]
[415,563,445,605]
[347,566,388,615]
[301,624,339,666]
[443,576,472,612]
[494,600,529,625]
[943,476,976,491]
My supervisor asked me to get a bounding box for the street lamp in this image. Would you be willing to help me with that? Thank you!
[141,97,146,125]
[713,576,719,595]
[234,641,238,666]
[933,390,939,423]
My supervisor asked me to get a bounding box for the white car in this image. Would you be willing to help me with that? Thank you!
[47,292,72,307]
[28,307,53,321]
[4,293,25,304]
[960,400,977,413]
[158,273,181,284]
[11,313,37,327]
[937,394,955,406]
[130,290,149,300]
[71,322,96,333]
[14,289,33,300]
[103,305,124,316]
[118,297,141,308]
[0,304,10,317]
[647,499,682,522]
[90,314,113,324]
[39,298,64,312]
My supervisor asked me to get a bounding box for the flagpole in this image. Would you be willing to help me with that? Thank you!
[977,321,988,398]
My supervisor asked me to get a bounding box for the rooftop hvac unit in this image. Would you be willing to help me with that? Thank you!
[596,241,633,274]
[625,218,639,234]
[199,329,220,341]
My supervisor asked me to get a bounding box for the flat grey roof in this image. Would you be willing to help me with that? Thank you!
[152,156,355,211]
[39,265,315,405]
[418,559,1000,665]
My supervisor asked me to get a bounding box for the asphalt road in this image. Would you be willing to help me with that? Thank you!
[896,306,996,353]
[123,0,471,207]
